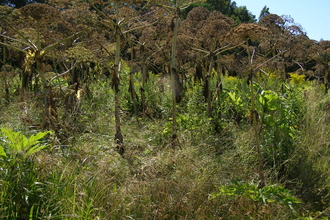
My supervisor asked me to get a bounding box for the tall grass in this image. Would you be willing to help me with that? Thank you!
[289,84,330,212]
[0,72,329,219]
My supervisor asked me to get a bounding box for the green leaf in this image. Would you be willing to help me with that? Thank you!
[0,127,26,152]
[0,145,7,158]
[210,182,301,210]
[227,91,243,107]
[29,131,52,142]
[24,145,47,158]
[0,127,52,158]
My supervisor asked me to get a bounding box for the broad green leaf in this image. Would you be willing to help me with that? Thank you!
[25,145,47,158]
[0,127,26,152]
[29,131,52,143]
[0,127,51,158]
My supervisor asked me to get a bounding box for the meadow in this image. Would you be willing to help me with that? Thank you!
[1,69,329,219]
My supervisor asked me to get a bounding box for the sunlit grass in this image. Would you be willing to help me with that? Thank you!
[0,72,329,219]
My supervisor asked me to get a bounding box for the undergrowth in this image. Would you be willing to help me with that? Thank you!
[0,72,329,219]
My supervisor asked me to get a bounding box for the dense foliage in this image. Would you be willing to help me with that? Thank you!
[0,0,329,219]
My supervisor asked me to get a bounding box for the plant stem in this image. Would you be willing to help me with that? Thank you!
[170,8,180,147]
[141,44,147,113]
[246,39,265,187]
[216,53,222,120]
[207,48,215,117]
[114,4,124,155]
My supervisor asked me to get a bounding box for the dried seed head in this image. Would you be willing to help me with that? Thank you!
[0,5,12,19]
[118,6,137,20]
[226,23,268,43]
[199,19,231,39]
[186,6,210,24]
[259,14,284,29]
[318,40,330,50]
[207,11,235,26]
[20,3,60,21]
[65,45,95,63]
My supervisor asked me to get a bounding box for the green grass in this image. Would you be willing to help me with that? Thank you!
[0,73,329,219]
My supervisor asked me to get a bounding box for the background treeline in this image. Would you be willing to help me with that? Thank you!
[0,0,329,219]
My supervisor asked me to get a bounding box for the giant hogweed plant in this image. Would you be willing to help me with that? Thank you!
[0,127,53,219]
[0,3,80,130]
[90,1,159,155]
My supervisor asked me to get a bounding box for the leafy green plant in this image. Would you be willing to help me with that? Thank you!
[256,83,303,178]
[221,77,252,123]
[0,127,53,219]
[0,127,52,158]
[210,181,301,211]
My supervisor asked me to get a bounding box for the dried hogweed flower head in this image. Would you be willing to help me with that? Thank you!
[0,5,12,19]
[259,14,285,30]
[226,23,268,44]
[207,11,235,26]
[186,6,210,25]
[20,3,60,21]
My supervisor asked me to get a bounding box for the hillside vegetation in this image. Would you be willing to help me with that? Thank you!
[0,1,329,219]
